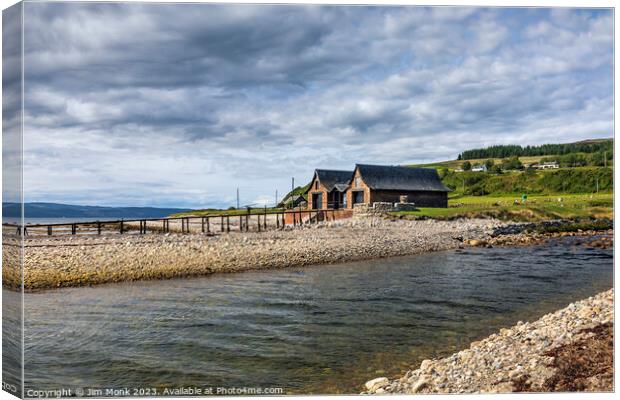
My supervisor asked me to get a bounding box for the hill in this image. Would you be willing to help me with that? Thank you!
[457,138,612,160]
[440,167,613,196]
[3,202,192,219]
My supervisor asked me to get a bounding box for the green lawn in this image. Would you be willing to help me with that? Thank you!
[392,193,613,222]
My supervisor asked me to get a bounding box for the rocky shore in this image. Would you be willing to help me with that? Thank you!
[364,289,614,394]
[9,218,502,290]
[3,217,612,290]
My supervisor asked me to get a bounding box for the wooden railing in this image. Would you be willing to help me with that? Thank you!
[1,208,349,237]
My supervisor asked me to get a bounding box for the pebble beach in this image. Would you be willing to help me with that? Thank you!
[2,217,612,291]
[364,288,614,394]
[9,218,503,290]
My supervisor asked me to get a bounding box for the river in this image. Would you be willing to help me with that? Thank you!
[16,235,613,394]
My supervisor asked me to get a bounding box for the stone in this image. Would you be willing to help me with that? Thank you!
[420,359,433,370]
[411,378,429,393]
[365,377,389,392]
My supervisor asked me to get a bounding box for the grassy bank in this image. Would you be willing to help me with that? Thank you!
[392,193,613,222]
[440,167,613,196]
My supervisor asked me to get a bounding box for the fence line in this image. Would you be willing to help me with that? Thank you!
[2,208,351,237]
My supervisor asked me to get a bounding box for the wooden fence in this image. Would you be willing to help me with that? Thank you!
[2,208,351,237]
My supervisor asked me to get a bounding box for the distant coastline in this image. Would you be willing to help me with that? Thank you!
[2,202,191,219]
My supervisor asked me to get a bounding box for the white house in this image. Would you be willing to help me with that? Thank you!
[471,165,488,172]
[533,161,559,170]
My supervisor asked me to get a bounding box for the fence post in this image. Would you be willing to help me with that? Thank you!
[245,215,249,231]
[264,209,267,230]
[120,220,124,234]
[258,214,261,232]
[206,217,210,233]
[72,223,77,235]
[226,216,230,232]
[97,221,101,235]
[221,216,224,232]
[240,215,243,231]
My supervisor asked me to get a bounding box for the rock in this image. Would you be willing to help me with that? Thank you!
[420,359,433,370]
[411,378,429,393]
[365,377,389,392]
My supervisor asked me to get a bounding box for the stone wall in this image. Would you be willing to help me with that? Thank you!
[353,202,393,218]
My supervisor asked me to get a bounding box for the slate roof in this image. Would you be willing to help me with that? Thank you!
[333,183,349,192]
[355,164,450,192]
[314,169,353,191]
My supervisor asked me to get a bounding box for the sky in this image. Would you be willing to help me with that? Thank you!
[11,3,614,208]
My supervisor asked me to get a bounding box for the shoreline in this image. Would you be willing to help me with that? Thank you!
[364,288,614,394]
[2,218,612,291]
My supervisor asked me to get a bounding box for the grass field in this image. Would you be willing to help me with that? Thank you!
[392,193,613,222]
[410,155,549,169]
[410,153,613,170]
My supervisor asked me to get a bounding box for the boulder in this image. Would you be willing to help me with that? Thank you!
[365,377,390,392]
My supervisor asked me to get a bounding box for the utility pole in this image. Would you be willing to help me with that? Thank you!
[596,177,599,193]
[275,189,278,207]
[291,177,295,192]
[236,188,239,209]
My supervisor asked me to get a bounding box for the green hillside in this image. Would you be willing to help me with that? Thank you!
[441,167,613,197]
[457,138,612,160]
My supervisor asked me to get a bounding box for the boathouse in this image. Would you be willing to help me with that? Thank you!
[346,164,450,208]
[307,169,352,210]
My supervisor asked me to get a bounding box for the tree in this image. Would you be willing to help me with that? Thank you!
[484,159,495,169]
[501,156,523,170]
[490,165,503,174]
[462,161,472,171]
[591,152,605,166]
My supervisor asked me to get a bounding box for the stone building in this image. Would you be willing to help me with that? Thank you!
[345,164,450,208]
[306,169,352,210]
[306,164,450,209]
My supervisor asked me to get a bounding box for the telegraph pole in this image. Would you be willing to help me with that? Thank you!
[596,177,599,193]
[236,188,239,209]
[291,177,295,191]
[275,190,278,207]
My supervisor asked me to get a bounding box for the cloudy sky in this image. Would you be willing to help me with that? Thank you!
[17,3,613,208]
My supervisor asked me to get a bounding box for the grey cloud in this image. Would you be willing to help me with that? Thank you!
[16,4,614,208]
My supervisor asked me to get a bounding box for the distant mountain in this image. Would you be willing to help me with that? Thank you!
[2,202,192,219]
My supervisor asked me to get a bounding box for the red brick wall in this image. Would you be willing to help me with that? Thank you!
[283,209,352,225]
[307,175,329,209]
[345,168,370,208]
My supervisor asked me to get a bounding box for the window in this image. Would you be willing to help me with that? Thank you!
[355,177,361,187]
[315,181,319,190]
